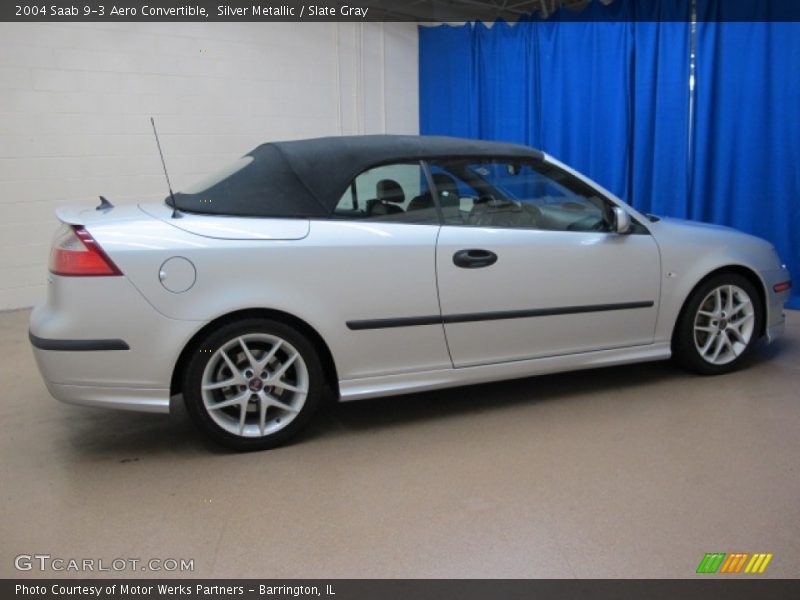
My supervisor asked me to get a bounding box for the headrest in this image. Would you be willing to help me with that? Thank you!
[376,179,405,203]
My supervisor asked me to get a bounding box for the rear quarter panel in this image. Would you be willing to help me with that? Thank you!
[92,216,451,381]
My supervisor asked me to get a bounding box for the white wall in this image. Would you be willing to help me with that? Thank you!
[0,21,419,309]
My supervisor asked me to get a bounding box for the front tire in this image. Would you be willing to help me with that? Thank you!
[672,273,763,375]
[183,319,324,451]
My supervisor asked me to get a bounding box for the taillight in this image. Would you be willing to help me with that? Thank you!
[49,225,122,276]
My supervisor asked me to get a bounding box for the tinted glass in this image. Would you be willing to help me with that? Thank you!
[333,162,439,225]
[428,159,617,232]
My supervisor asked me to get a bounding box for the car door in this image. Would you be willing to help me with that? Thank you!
[430,157,661,368]
[320,161,452,380]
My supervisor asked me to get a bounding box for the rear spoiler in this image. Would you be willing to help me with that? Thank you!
[55,206,86,226]
[56,197,115,226]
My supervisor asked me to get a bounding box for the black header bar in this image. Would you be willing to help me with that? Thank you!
[3,0,800,23]
[5,579,800,600]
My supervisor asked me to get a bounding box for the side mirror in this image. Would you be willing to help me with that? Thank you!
[612,207,632,234]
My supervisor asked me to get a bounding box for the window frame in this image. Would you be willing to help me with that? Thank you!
[329,160,442,226]
[422,156,651,235]
[326,155,649,235]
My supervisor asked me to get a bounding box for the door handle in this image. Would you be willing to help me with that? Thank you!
[453,249,498,269]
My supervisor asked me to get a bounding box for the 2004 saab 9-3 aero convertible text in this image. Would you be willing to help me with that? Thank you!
[30,135,792,450]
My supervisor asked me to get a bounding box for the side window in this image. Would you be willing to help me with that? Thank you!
[429,158,616,232]
[333,162,439,225]
[426,166,474,224]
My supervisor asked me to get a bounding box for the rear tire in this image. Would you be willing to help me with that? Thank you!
[183,318,324,451]
[672,273,763,375]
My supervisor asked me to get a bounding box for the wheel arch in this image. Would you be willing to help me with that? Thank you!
[170,308,340,399]
[671,264,767,343]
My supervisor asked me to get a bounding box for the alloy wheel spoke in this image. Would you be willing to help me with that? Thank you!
[710,332,727,362]
[730,312,753,329]
[238,399,248,435]
[272,380,306,394]
[203,377,240,391]
[238,337,259,371]
[258,393,269,437]
[219,349,242,379]
[700,332,718,355]
[729,300,749,319]
[257,340,284,371]
[723,333,738,356]
[695,325,717,333]
[271,351,299,380]
[267,394,299,413]
[727,326,746,345]
[207,391,248,411]
[724,285,735,315]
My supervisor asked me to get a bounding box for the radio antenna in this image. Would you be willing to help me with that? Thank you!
[150,117,181,218]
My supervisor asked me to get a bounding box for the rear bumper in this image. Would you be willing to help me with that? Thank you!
[31,332,170,413]
[29,274,202,413]
[40,380,170,413]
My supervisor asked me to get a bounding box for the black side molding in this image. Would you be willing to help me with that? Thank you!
[442,301,655,324]
[346,301,655,331]
[346,315,443,331]
[29,332,130,351]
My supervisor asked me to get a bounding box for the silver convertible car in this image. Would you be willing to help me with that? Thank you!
[30,135,791,450]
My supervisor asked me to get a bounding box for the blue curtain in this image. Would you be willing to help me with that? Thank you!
[419,23,478,139]
[691,4,800,308]
[630,2,692,217]
[418,0,799,308]
[474,21,536,146]
[535,2,634,201]
[423,7,635,201]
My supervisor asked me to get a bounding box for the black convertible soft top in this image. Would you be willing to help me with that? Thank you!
[170,135,544,218]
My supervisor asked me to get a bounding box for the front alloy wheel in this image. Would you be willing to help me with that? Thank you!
[692,285,755,366]
[184,319,324,450]
[673,273,763,375]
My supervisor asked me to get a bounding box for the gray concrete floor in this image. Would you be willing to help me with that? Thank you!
[1,308,799,579]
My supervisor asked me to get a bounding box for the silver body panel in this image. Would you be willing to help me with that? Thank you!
[436,225,661,367]
[30,155,790,413]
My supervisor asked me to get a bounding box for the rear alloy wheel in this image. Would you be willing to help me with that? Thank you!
[673,273,763,375]
[183,319,324,450]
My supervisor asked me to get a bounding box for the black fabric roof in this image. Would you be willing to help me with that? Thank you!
[171,135,544,217]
